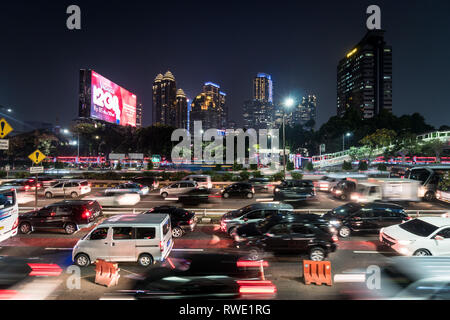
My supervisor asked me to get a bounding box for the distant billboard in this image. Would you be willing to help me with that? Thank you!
[79,70,137,127]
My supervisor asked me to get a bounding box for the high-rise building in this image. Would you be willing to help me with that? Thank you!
[190,82,227,131]
[175,89,188,129]
[337,30,393,118]
[243,73,275,129]
[136,103,143,128]
[291,95,317,126]
[152,71,188,128]
[253,73,273,103]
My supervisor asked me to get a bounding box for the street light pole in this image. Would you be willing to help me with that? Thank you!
[283,111,286,179]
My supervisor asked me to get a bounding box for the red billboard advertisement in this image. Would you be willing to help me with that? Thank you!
[90,71,137,127]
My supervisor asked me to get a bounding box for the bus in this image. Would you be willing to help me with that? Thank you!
[0,188,19,243]
[405,166,450,201]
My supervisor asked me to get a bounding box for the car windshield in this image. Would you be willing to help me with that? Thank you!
[399,219,439,237]
[233,205,254,217]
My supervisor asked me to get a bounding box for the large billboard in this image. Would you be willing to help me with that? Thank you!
[79,70,137,127]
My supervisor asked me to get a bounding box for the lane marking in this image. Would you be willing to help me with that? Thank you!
[172,248,204,252]
[334,273,366,283]
[44,248,73,251]
[353,250,391,254]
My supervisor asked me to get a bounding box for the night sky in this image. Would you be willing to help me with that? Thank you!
[0,0,449,129]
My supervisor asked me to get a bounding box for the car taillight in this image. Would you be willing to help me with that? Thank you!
[12,218,18,230]
[237,280,277,294]
[81,210,91,219]
[252,188,255,193]
[332,235,339,242]
[159,241,164,252]
[25,185,30,190]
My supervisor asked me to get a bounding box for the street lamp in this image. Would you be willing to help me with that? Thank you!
[283,98,295,179]
[343,132,352,151]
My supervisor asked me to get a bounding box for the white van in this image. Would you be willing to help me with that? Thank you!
[182,175,213,189]
[72,214,173,267]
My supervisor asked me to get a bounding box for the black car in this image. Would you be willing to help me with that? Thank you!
[19,200,103,235]
[222,182,255,199]
[331,180,357,201]
[144,206,197,238]
[248,177,272,193]
[177,188,214,205]
[273,180,316,202]
[321,202,409,238]
[129,252,275,300]
[131,176,159,190]
[235,214,338,261]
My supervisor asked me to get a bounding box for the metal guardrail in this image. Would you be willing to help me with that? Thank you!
[18,207,448,217]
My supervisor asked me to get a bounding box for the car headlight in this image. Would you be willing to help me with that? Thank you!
[330,220,341,226]
[335,190,342,195]
[274,188,280,192]
[398,240,414,245]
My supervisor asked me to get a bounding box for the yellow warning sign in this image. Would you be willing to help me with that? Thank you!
[28,149,46,164]
[0,118,13,138]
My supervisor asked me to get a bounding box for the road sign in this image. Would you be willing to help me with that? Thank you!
[5,165,10,172]
[151,155,161,163]
[30,166,44,174]
[0,139,9,150]
[320,144,326,153]
[0,119,13,139]
[128,153,144,160]
[109,153,126,160]
[28,149,46,164]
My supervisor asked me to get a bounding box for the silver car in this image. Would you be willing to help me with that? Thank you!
[159,181,197,198]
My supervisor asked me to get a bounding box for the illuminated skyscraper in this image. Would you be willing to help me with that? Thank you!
[291,95,317,126]
[190,82,227,131]
[136,102,143,128]
[175,89,188,129]
[337,30,393,118]
[152,71,177,126]
[253,73,273,103]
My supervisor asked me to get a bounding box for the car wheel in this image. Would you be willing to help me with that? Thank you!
[413,249,431,256]
[223,192,230,199]
[247,247,263,261]
[65,223,77,235]
[172,227,184,238]
[75,253,90,267]
[339,226,351,238]
[161,192,168,198]
[309,247,326,261]
[45,192,53,199]
[340,194,347,201]
[246,193,254,199]
[424,191,435,202]
[138,253,154,267]
[71,192,78,199]
[228,227,236,236]
[19,222,32,234]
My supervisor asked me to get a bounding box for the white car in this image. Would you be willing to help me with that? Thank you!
[82,192,140,207]
[44,180,91,199]
[380,217,450,256]
[104,183,149,195]
[159,181,197,198]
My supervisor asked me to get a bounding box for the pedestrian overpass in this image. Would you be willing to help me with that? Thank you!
[312,130,450,169]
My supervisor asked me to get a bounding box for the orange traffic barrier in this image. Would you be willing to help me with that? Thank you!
[303,260,332,286]
[95,259,120,287]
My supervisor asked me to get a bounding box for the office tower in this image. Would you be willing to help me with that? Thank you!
[152,71,177,126]
[243,73,275,129]
[337,30,393,118]
[190,82,227,131]
[291,95,317,127]
[253,73,273,103]
[136,103,143,128]
[175,89,188,129]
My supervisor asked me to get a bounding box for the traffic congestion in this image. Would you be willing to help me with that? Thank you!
[0,167,449,300]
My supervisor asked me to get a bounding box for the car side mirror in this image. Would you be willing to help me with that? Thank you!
[435,235,444,241]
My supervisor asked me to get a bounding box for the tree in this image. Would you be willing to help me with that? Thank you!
[286,161,294,171]
[291,172,303,180]
[438,171,450,191]
[342,161,352,171]
[147,160,154,170]
[239,170,250,181]
[305,161,314,172]
[377,163,387,171]
[358,160,368,171]
[421,139,447,163]
[360,129,397,162]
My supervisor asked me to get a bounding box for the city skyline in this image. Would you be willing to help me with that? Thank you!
[1,1,450,130]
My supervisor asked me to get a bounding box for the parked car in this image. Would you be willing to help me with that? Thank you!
[82,191,140,207]
[221,182,255,199]
[44,180,91,199]
[105,182,149,195]
[19,200,103,235]
[144,206,197,238]
[235,214,338,261]
[72,214,173,267]
[380,217,450,256]
[273,180,316,202]
[182,175,212,189]
[220,203,293,235]
[131,176,159,190]
[331,180,357,201]
[159,181,197,198]
[322,202,409,238]
[248,177,273,193]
